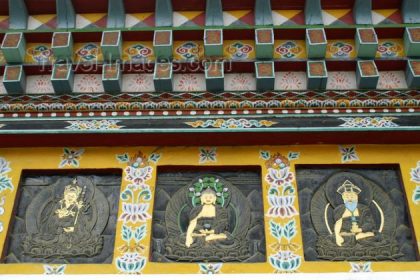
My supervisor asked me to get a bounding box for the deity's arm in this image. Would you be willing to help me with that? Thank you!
[334,218,344,246]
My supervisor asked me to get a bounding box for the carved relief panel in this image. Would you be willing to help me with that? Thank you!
[296,166,418,262]
[151,168,266,263]
[4,172,121,264]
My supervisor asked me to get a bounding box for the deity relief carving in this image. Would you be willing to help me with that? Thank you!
[22,176,109,259]
[297,168,417,262]
[151,172,266,263]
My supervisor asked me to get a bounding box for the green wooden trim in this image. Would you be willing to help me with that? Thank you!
[56,0,75,29]
[402,0,420,24]
[205,0,223,27]
[353,0,372,25]
[8,0,27,30]
[1,23,419,35]
[304,0,323,25]
[155,0,173,27]
[254,0,273,26]
[107,0,125,28]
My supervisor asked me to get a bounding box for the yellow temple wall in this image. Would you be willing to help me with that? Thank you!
[0,145,419,274]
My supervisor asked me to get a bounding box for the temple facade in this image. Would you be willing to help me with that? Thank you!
[0,0,419,275]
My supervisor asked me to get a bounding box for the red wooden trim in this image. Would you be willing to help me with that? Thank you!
[25,0,56,15]
[375,28,405,39]
[0,131,419,147]
[124,0,156,13]
[372,0,402,10]
[72,0,108,14]
[0,0,8,16]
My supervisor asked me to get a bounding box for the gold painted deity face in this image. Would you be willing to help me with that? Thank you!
[200,190,217,205]
[64,190,79,205]
[341,191,358,203]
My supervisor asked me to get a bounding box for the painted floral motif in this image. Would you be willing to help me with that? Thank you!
[378,71,406,89]
[0,197,5,232]
[263,151,301,273]
[43,264,66,275]
[377,41,403,58]
[327,41,353,58]
[349,262,372,272]
[59,148,84,168]
[185,119,277,129]
[339,146,360,163]
[27,45,53,63]
[115,150,160,274]
[66,120,124,130]
[0,157,13,193]
[123,74,154,92]
[199,147,217,164]
[0,50,5,65]
[226,73,255,91]
[76,43,99,61]
[126,44,153,61]
[262,152,298,219]
[410,161,420,204]
[327,72,356,90]
[119,224,147,254]
[26,75,54,93]
[175,42,202,61]
[226,42,253,60]
[74,74,103,92]
[275,41,303,59]
[175,74,203,92]
[277,72,306,90]
[199,263,223,274]
[116,253,146,274]
[338,117,399,128]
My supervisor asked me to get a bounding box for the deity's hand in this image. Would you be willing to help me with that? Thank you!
[185,235,193,248]
[63,227,75,233]
[76,201,84,209]
[336,234,344,247]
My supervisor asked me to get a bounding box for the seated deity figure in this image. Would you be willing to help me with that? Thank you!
[42,179,86,234]
[185,188,229,247]
[23,178,104,258]
[333,180,380,246]
[161,177,253,262]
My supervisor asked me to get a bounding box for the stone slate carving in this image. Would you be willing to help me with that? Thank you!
[151,171,266,263]
[5,173,121,264]
[297,167,417,262]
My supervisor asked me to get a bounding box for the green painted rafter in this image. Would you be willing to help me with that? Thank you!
[353,0,372,25]
[8,0,28,30]
[56,0,76,29]
[107,0,125,28]
[205,0,223,27]
[255,0,273,26]
[402,0,420,23]
[304,0,323,25]
[155,0,173,27]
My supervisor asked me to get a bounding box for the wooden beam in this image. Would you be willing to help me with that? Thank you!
[304,0,323,25]
[107,0,125,28]
[353,0,372,24]
[155,0,173,27]
[56,0,75,29]
[205,0,223,27]
[255,0,273,26]
[402,0,420,23]
[8,0,27,29]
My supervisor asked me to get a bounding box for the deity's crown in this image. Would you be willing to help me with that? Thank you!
[64,178,82,197]
[337,180,361,195]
